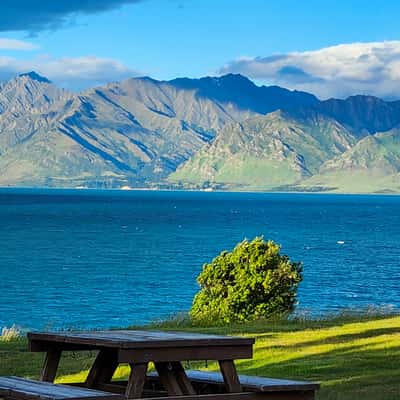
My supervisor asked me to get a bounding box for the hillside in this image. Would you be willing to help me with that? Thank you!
[297,129,400,193]
[170,110,357,190]
[318,95,400,136]
[0,72,73,154]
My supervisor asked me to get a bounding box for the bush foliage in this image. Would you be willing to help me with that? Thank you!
[190,237,303,324]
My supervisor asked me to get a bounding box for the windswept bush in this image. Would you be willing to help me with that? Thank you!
[190,237,303,324]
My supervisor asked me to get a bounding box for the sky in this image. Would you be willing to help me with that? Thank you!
[1,0,400,99]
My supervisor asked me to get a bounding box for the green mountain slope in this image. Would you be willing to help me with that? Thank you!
[298,129,400,193]
[170,110,356,190]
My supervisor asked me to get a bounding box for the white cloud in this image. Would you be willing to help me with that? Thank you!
[0,38,37,50]
[219,41,400,99]
[0,55,140,89]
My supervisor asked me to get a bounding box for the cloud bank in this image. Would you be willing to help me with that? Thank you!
[0,38,37,50]
[0,55,139,89]
[0,0,144,33]
[219,41,400,99]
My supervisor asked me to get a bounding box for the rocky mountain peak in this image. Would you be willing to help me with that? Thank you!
[18,71,52,84]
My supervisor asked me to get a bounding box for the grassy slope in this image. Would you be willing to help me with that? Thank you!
[170,111,356,191]
[1,315,399,399]
[171,126,400,194]
[296,130,400,194]
[297,171,400,194]
[172,156,301,190]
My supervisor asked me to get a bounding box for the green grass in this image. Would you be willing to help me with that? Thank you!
[1,314,400,400]
[298,170,400,194]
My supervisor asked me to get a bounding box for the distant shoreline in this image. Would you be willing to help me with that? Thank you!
[1,186,400,196]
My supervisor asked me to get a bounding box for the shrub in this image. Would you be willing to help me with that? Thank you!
[190,237,303,324]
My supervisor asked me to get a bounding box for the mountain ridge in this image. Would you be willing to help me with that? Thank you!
[0,71,400,192]
[170,109,357,190]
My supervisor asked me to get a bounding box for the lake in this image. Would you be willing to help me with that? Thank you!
[1,189,399,330]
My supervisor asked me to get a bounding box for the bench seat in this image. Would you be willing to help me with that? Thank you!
[0,377,123,400]
[182,370,319,393]
[146,370,319,393]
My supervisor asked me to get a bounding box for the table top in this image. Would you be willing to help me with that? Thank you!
[28,330,255,349]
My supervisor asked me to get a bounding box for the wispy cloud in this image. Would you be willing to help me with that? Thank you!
[0,0,145,33]
[0,38,37,50]
[219,41,400,99]
[0,55,140,89]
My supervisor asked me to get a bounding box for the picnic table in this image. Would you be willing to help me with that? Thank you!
[18,330,319,400]
[28,330,254,399]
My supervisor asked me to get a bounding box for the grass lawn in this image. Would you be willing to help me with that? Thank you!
[1,314,399,400]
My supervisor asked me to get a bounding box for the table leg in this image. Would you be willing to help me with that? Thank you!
[85,349,119,388]
[40,348,62,382]
[125,362,148,399]
[154,362,185,396]
[218,360,242,393]
[170,362,196,395]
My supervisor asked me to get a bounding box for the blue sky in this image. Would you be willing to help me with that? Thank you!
[1,0,400,98]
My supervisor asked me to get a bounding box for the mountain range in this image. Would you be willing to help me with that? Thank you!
[0,71,399,193]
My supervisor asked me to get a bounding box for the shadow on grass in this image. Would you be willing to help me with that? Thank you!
[148,316,400,400]
[51,342,400,400]
[236,342,400,400]
[0,339,96,380]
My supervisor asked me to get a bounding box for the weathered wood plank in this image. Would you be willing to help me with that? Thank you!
[118,346,252,363]
[28,331,254,350]
[125,363,148,399]
[154,362,184,396]
[85,350,119,388]
[218,361,241,393]
[93,383,166,398]
[146,371,319,392]
[187,371,319,392]
[40,349,62,383]
[29,341,96,353]
[144,391,315,400]
[170,362,196,395]
[0,377,123,400]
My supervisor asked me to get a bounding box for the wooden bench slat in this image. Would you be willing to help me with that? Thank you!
[147,370,319,392]
[0,377,123,400]
[145,393,315,400]
[188,371,319,392]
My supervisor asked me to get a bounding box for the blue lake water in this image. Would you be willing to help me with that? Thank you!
[0,189,399,330]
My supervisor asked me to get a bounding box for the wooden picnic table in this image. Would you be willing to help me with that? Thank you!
[28,330,255,400]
